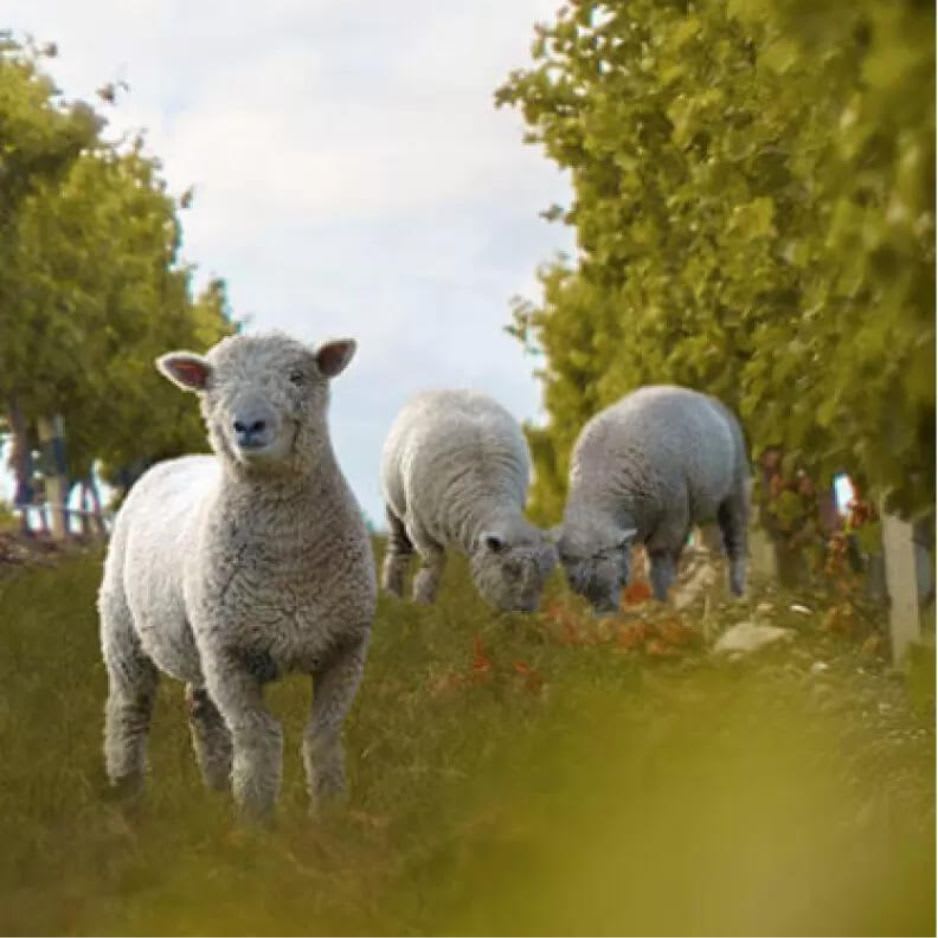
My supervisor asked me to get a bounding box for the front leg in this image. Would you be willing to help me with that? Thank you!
[648,550,677,601]
[302,636,369,814]
[185,684,232,792]
[202,652,282,823]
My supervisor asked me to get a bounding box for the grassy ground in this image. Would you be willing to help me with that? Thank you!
[0,542,933,936]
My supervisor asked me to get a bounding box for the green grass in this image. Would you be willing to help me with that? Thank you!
[0,544,933,936]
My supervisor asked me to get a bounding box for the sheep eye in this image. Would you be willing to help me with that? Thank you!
[288,370,305,386]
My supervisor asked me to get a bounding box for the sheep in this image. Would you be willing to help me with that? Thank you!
[380,389,556,612]
[97,331,376,821]
[557,385,749,613]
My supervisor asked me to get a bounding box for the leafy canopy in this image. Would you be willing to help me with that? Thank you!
[498,0,934,522]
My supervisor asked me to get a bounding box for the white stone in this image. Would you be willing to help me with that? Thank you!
[713,621,794,656]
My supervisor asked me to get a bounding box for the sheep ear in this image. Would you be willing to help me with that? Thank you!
[156,352,212,392]
[481,531,505,554]
[617,527,638,549]
[316,339,356,378]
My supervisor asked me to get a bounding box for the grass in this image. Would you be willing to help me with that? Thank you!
[0,542,933,936]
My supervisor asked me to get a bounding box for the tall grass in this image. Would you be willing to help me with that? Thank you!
[0,546,933,935]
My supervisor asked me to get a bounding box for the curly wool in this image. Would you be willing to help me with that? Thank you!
[379,389,556,612]
[98,332,376,821]
[558,385,750,610]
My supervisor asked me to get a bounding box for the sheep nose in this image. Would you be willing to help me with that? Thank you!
[233,415,270,449]
[233,417,267,435]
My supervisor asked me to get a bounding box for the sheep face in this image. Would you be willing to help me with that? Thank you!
[157,333,356,475]
[469,529,557,613]
[557,527,636,615]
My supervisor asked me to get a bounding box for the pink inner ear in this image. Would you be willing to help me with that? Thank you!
[172,359,209,389]
[316,341,354,378]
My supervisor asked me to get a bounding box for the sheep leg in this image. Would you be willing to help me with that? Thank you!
[412,542,446,605]
[381,505,413,597]
[101,590,159,794]
[185,684,232,791]
[717,492,749,596]
[302,636,369,814]
[204,657,282,823]
[648,550,677,601]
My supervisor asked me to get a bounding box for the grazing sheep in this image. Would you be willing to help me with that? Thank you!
[557,385,749,612]
[98,332,376,821]
[380,389,556,612]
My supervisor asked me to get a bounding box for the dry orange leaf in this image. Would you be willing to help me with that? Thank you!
[471,634,493,681]
[512,659,545,693]
[622,580,653,606]
[655,618,699,647]
[617,621,650,650]
[644,637,680,657]
[822,604,857,634]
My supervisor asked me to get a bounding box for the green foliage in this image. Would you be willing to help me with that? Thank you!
[498,0,934,521]
[0,35,235,491]
[0,547,933,934]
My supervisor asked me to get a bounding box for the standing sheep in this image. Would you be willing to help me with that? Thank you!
[98,332,376,821]
[557,385,749,612]
[380,389,556,612]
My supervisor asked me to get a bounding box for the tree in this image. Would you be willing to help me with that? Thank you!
[0,35,236,531]
[498,0,934,524]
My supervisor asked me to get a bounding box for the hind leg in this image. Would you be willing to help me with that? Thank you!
[718,490,749,596]
[646,504,691,602]
[100,589,159,793]
[412,540,446,605]
[185,684,232,791]
[381,505,414,597]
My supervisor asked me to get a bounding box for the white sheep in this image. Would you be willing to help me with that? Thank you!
[98,332,376,821]
[380,389,556,611]
[557,385,749,612]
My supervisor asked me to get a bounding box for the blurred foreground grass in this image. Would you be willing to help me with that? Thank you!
[0,545,933,936]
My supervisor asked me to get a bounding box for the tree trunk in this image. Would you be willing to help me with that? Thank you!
[6,396,33,536]
[87,474,107,537]
[78,481,92,537]
[36,415,68,540]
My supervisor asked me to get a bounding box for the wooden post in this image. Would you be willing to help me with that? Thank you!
[880,509,922,665]
[36,415,68,540]
[748,525,778,580]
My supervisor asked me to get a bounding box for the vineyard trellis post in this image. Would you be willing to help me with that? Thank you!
[880,507,925,665]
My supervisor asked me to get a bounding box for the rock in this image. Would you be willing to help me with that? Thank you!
[712,621,795,656]
[790,603,813,615]
[810,661,830,674]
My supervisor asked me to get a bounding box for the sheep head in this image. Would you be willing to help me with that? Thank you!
[157,332,356,476]
[469,519,557,613]
[556,521,637,615]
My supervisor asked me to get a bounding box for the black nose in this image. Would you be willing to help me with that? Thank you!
[233,418,267,435]
[233,416,269,448]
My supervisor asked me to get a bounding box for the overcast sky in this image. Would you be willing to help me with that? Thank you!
[4,0,574,524]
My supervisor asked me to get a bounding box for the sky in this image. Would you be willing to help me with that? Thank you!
[3,0,574,525]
